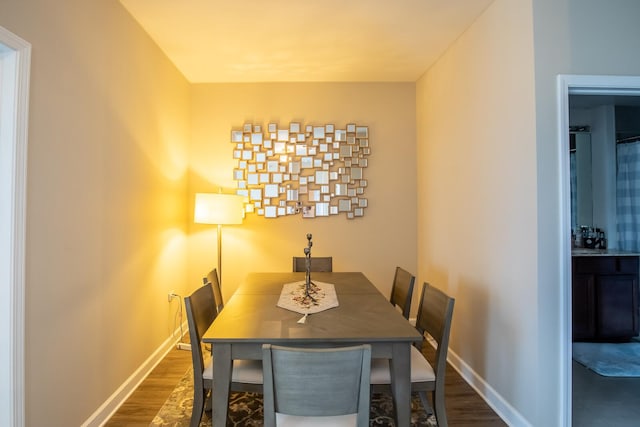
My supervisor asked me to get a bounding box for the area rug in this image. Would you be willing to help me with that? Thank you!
[150,367,437,426]
[573,341,640,377]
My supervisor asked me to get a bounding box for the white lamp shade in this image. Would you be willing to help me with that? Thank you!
[194,193,245,225]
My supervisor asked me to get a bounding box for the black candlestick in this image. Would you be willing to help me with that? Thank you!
[304,234,316,302]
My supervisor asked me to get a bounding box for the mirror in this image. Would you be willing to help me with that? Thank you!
[569,95,640,248]
[570,131,593,229]
[231,121,370,219]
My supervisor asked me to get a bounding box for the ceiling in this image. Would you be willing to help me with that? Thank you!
[119,0,494,83]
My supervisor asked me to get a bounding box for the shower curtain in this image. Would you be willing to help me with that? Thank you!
[616,141,640,252]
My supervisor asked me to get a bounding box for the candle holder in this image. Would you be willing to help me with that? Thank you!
[304,233,318,302]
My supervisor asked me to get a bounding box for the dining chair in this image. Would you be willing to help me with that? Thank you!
[262,344,371,427]
[185,283,263,427]
[370,282,455,427]
[202,268,224,314]
[390,266,416,319]
[292,256,333,272]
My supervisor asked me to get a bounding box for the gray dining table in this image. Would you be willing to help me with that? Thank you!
[202,271,422,426]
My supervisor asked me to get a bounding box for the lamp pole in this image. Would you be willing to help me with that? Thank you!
[217,223,223,286]
[194,192,245,291]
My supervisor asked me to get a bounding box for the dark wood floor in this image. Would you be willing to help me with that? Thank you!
[105,340,506,426]
[421,344,506,426]
[105,342,193,427]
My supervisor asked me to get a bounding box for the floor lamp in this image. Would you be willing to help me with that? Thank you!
[194,193,245,289]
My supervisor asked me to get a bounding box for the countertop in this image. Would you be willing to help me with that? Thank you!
[572,248,640,257]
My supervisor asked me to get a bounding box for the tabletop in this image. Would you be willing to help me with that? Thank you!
[203,272,422,346]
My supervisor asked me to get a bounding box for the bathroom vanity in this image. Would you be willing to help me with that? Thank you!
[572,250,639,341]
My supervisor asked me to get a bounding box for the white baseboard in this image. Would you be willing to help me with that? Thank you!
[432,336,532,427]
[81,322,188,427]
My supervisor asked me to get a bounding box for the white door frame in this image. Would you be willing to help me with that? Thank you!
[0,25,30,427]
[557,74,640,427]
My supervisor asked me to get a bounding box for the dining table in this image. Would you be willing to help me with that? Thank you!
[202,271,423,426]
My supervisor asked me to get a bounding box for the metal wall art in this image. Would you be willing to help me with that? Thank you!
[231,122,370,219]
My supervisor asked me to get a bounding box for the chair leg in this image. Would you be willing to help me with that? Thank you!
[432,388,448,427]
[190,387,205,427]
[204,389,212,412]
[418,391,433,416]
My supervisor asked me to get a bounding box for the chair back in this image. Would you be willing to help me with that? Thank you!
[184,284,217,392]
[390,266,416,319]
[292,256,333,272]
[262,344,371,427]
[415,282,455,388]
[202,268,224,313]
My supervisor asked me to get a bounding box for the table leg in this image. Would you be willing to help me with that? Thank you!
[212,343,232,426]
[390,343,412,427]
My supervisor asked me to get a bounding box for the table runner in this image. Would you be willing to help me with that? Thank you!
[277,280,339,315]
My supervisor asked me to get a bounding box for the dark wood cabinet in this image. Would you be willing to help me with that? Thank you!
[572,271,595,340]
[572,255,639,341]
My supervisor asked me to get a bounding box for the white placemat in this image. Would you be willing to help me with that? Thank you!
[277,280,339,315]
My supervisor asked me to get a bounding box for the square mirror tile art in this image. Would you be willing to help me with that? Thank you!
[231,122,369,219]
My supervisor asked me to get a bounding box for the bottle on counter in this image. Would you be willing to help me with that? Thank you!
[575,227,583,247]
[582,226,597,249]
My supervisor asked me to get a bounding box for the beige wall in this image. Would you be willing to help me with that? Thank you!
[9,0,640,425]
[417,0,538,424]
[532,0,640,425]
[188,83,417,303]
[0,1,191,425]
[0,3,418,423]
[417,0,640,425]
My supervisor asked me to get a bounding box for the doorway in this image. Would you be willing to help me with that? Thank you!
[0,26,30,427]
[558,75,640,426]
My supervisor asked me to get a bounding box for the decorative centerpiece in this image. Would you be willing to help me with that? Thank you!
[277,233,339,320]
[303,233,319,303]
